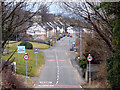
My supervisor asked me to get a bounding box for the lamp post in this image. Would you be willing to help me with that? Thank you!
[80,29,82,59]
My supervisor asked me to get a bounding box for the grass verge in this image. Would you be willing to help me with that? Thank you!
[2,41,49,77]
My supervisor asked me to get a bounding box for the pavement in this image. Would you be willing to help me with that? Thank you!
[31,34,85,88]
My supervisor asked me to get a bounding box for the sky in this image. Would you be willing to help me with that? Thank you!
[49,3,64,14]
[48,3,73,18]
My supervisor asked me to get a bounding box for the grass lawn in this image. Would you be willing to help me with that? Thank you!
[2,41,49,77]
[51,42,55,46]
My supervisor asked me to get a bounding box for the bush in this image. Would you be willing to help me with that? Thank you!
[19,41,33,49]
[78,58,87,77]
[106,51,120,88]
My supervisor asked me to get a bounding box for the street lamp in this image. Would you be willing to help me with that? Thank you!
[80,29,82,59]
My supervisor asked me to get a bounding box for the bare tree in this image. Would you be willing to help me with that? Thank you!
[1,1,51,50]
[60,2,114,52]
[1,1,51,71]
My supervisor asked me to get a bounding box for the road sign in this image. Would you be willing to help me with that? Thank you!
[72,41,75,45]
[23,54,29,60]
[34,48,38,54]
[34,48,38,67]
[87,54,93,62]
[17,46,25,53]
[87,54,93,86]
[23,53,29,84]
[50,39,52,42]
[34,36,38,40]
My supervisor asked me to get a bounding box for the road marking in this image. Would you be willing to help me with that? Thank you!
[80,85,82,88]
[56,81,58,84]
[55,50,60,85]
[48,60,66,62]
[54,85,81,88]
[35,84,54,87]
[66,52,68,56]
[59,60,65,62]
[39,81,52,84]
[57,75,59,78]
[48,60,56,61]
[34,84,82,88]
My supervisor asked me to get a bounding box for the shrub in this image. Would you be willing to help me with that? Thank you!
[19,41,33,49]
[78,58,87,77]
[106,51,120,88]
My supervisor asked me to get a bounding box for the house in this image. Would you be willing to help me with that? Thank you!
[47,22,57,37]
[83,28,91,33]
[46,26,53,39]
[26,23,46,40]
[54,21,65,33]
[32,15,42,23]
[67,26,75,34]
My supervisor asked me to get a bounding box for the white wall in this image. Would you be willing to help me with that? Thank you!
[67,26,74,34]
[83,28,91,33]
[27,23,46,35]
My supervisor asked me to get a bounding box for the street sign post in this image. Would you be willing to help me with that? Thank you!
[72,41,75,45]
[17,46,25,53]
[34,36,37,40]
[87,54,93,86]
[34,48,38,54]
[17,46,25,64]
[34,48,38,67]
[87,54,93,62]
[23,53,29,84]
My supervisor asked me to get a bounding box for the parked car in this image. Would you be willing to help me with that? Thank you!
[67,34,70,37]
[70,35,72,38]
[63,35,66,37]
[73,47,77,52]
[57,38,60,41]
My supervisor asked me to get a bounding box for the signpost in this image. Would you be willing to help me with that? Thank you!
[72,41,75,47]
[72,41,75,45]
[17,46,25,64]
[50,39,52,47]
[80,30,82,59]
[23,53,29,84]
[87,54,93,86]
[34,48,38,67]
[34,36,37,40]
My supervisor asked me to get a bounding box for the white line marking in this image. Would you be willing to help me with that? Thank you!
[55,50,60,84]
[38,85,54,87]
[56,81,58,84]
[39,81,52,84]
[80,85,82,88]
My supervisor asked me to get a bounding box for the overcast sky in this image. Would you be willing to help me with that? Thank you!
[49,3,64,14]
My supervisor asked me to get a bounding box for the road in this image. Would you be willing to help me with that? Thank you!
[33,34,85,88]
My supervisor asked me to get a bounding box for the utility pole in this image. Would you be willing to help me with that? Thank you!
[80,29,82,59]
[16,32,17,46]
[92,29,94,39]
[75,29,77,42]
[47,22,53,47]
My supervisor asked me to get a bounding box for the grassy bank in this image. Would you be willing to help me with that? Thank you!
[2,41,49,77]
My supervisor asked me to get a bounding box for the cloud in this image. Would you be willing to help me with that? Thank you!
[49,10,64,14]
